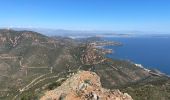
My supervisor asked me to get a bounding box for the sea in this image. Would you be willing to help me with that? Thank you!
[103,35,170,75]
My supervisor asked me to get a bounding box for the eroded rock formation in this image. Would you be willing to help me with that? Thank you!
[41,71,133,100]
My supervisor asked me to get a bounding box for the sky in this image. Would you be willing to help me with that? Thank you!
[0,0,170,32]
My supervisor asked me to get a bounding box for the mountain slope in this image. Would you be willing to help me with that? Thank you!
[0,29,169,100]
[0,29,79,99]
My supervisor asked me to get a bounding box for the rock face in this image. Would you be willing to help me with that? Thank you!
[81,44,104,65]
[40,71,133,100]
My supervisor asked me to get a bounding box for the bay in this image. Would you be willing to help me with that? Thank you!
[103,36,170,75]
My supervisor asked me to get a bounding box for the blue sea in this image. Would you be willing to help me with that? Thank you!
[103,36,170,75]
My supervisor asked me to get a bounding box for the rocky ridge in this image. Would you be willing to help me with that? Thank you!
[41,71,133,100]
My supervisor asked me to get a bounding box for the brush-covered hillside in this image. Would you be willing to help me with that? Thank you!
[0,29,169,100]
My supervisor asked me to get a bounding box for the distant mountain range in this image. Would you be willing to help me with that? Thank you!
[7,28,169,40]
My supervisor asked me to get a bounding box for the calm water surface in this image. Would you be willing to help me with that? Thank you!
[104,37,170,75]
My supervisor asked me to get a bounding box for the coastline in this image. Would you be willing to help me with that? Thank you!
[101,44,169,77]
[134,63,169,77]
[102,36,170,76]
[105,50,169,77]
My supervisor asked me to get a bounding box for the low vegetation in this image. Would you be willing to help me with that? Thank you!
[0,29,169,100]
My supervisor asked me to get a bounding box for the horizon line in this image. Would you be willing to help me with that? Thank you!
[0,27,170,34]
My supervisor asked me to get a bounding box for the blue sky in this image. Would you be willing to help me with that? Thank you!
[0,0,170,32]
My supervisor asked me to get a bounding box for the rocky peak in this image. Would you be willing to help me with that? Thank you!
[40,71,133,100]
[81,44,104,65]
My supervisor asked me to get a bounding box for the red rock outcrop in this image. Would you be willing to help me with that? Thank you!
[41,71,133,100]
